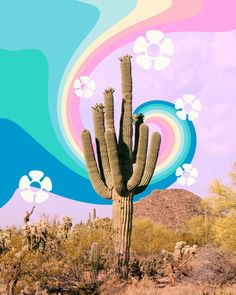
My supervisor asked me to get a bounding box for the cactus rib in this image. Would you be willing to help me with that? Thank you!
[134,132,161,194]
[92,105,112,187]
[127,124,149,190]
[81,129,111,199]
[105,129,125,195]
[104,87,115,131]
[119,55,133,181]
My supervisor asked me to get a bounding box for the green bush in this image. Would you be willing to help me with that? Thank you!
[131,218,180,255]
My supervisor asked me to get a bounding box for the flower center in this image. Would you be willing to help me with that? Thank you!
[81,83,88,91]
[183,171,190,178]
[183,103,193,113]
[147,44,161,57]
[30,181,41,192]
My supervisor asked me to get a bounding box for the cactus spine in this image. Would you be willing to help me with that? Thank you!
[81,55,161,278]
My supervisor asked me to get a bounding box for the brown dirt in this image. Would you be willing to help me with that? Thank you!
[134,189,203,229]
[100,277,236,295]
[185,244,236,286]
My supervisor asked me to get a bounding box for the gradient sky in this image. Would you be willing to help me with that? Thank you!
[1,29,236,227]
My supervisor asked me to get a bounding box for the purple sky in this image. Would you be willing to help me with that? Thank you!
[1,30,236,227]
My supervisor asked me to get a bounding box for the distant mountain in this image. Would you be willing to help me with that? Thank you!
[134,189,203,229]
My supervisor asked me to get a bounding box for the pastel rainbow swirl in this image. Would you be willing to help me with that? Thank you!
[134,100,196,189]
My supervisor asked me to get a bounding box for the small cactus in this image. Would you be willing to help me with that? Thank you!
[93,208,97,221]
[90,242,100,277]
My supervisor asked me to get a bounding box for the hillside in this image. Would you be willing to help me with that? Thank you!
[134,189,203,229]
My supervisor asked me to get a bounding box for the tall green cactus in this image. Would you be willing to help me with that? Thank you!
[81,55,161,278]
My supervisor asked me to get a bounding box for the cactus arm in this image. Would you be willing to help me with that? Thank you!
[105,129,125,195]
[127,124,149,191]
[132,114,144,163]
[81,129,111,199]
[104,88,115,131]
[92,104,112,188]
[134,132,161,194]
[119,55,133,180]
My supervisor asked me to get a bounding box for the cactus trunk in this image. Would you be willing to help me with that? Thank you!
[112,190,133,278]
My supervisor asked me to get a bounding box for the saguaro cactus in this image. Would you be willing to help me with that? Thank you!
[81,55,161,278]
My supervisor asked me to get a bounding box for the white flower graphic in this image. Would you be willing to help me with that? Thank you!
[176,164,198,186]
[73,76,96,98]
[19,170,52,204]
[175,95,202,121]
[133,30,175,71]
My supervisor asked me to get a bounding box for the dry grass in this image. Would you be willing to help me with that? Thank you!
[122,279,236,295]
[100,276,236,295]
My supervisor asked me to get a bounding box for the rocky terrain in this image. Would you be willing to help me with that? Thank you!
[134,189,203,229]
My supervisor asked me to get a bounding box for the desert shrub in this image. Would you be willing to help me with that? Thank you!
[211,211,236,251]
[206,180,236,217]
[180,215,214,246]
[0,216,113,293]
[62,218,114,271]
[180,162,236,251]
[204,162,236,217]
[131,218,180,255]
[181,209,236,251]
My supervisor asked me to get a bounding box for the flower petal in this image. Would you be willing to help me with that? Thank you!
[40,177,52,191]
[80,76,90,83]
[29,170,44,182]
[188,110,199,121]
[183,94,195,103]
[176,110,187,120]
[186,177,196,186]
[73,79,82,89]
[153,55,170,71]
[21,190,34,203]
[175,98,184,110]
[136,54,152,70]
[75,89,85,98]
[133,36,148,53]
[160,38,175,56]
[88,80,96,90]
[192,99,202,111]
[176,167,184,176]
[35,191,49,204]
[19,175,31,190]
[84,89,94,98]
[183,163,192,172]
[146,30,164,43]
[190,168,198,178]
[177,176,186,185]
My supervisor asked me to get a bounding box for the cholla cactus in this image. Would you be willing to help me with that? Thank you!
[173,241,198,262]
[57,216,73,241]
[37,219,48,252]
[23,219,49,251]
[0,228,12,253]
[81,55,161,278]
[90,242,100,277]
